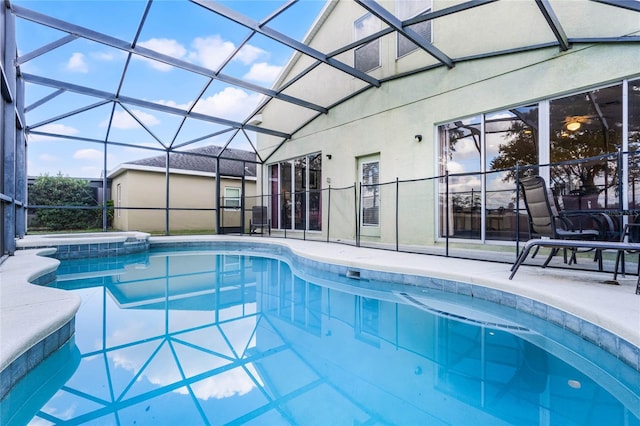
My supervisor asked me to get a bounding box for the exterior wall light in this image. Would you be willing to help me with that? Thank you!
[415,134,423,143]
[326,154,332,160]
[566,120,581,131]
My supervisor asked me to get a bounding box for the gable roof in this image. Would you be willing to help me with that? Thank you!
[110,146,256,178]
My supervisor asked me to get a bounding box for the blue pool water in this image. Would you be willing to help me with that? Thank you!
[2,247,639,425]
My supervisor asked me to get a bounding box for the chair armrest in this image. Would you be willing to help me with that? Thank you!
[558,211,616,240]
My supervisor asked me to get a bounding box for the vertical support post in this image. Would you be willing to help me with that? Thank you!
[356,183,360,247]
[445,170,449,257]
[15,75,26,239]
[215,156,221,234]
[165,150,170,235]
[241,161,246,235]
[326,186,331,243]
[617,147,624,232]
[3,7,17,255]
[515,163,521,256]
[395,177,399,252]
[102,140,108,231]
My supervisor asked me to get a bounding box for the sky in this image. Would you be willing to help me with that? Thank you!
[12,0,328,178]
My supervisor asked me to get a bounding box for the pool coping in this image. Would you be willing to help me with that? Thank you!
[0,249,81,400]
[1,234,639,400]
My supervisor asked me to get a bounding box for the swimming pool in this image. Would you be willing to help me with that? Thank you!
[2,245,639,425]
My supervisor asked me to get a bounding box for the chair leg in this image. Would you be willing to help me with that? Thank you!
[636,254,640,295]
[613,250,623,281]
[593,249,603,271]
[531,246,540,259]
[542,248,558,268]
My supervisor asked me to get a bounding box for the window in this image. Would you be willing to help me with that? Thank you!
[361,160,380,227]
[549,85,622,209]
[628,79,640,210]
[355,296,380,346]
[224,187,241,208]
[439,107,539,241]
[269,153,322,231]
[354,13,380,73]
[397,0,432,58]
[438,82,637,242]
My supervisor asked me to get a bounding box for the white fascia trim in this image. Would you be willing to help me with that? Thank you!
[107,164,257,181]
[269,1,338,92]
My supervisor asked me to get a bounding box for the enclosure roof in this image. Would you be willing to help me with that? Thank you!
[7,0,640,170]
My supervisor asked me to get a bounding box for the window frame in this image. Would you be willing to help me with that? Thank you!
[396,0,432,59]
[436,80,633,243]
[223,186,241,210]
[354,13,381,73]
[268,152,322,231]
[360,159,380,228]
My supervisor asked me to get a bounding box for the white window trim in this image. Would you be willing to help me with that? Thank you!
[360,159,380,228]
[223,186,241,210]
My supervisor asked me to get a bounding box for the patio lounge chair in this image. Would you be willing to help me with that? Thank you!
[517,175,601,267]
[509,238,640,294]
[250,206,271,235]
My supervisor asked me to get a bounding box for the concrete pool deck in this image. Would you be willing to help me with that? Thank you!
[1,235,639,399]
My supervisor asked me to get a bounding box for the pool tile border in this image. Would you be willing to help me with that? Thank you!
[18,240,149,259]
[0,319,75,401]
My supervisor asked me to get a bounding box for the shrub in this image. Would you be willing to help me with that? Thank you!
[29,173,99,230]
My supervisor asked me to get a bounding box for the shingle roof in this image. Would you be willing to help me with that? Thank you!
[126,146,257,177]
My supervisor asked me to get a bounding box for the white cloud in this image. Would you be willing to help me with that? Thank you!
[187,36,267,70]
[191,87,263,121]
[73,148,103,162]
[155,99,192,111]
[243,62,282,84]
[137,38,187,71]
[187,368,256,400]
[102,109,160,129]
[234,44,267,65]
[28,123,80,142]
[454,137,480,156]
[188,35,235,70]
[66,52,88,73]
[446,161,465,175]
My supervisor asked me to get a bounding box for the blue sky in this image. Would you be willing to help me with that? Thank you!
[13,0,327,178]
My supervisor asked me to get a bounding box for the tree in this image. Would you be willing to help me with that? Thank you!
[29,173,100,230]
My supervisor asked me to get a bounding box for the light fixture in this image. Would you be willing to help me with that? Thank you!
[567,379,581,389]
[415,134,423,143]
[566,120,581,131]
[326,154,332,160]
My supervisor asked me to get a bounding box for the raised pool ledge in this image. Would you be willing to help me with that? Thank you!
[16,231,150,259]
[0,249,81,400]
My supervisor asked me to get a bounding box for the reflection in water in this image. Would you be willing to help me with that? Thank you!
[2,249,639,425]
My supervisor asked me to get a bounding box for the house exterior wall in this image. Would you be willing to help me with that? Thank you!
[111,170,255,233]
[257,0,640,246]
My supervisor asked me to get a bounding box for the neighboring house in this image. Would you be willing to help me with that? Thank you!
[257,0,640,247]
[108,146,257,233]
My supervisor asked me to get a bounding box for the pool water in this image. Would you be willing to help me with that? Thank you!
[2,248,639,425]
